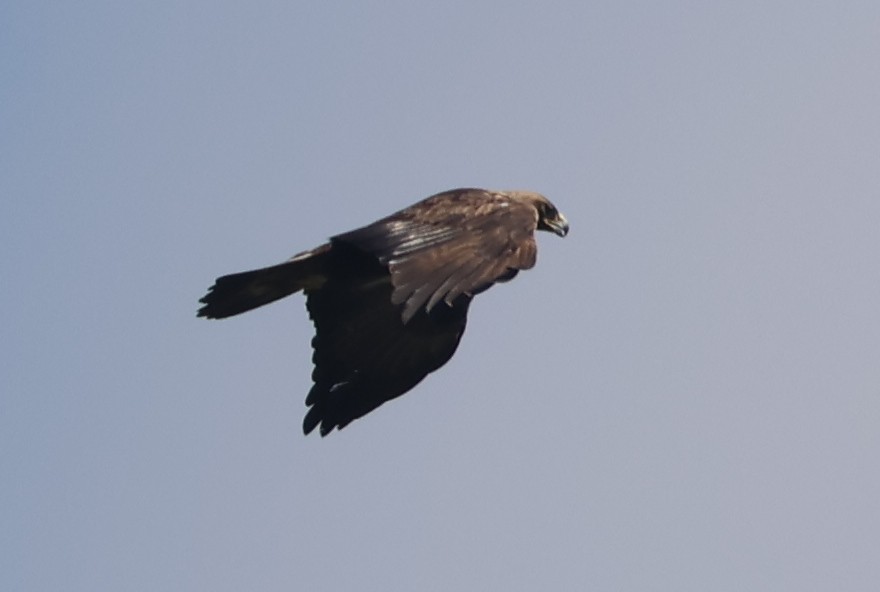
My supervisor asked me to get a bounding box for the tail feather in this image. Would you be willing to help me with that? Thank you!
[197,244,330,319]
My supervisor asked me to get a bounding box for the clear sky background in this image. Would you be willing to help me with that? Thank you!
[3,2,879,590]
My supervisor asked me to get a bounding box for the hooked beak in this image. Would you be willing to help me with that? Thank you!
[548,212,569,237]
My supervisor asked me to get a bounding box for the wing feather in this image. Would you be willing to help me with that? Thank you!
[334,189,541,324]
[303,268,471,435]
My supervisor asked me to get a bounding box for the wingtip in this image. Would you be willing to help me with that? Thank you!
[302,407,322,436]
[303,404,342,437]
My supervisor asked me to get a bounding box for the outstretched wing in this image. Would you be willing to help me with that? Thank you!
[334,189,540,323]
[302,245,471,436]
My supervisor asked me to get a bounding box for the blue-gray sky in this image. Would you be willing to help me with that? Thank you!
[3,2,879,590]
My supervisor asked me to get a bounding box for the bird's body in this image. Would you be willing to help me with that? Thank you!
[198,188,568,436]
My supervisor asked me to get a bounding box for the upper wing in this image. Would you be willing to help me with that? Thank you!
[333,189,539,323]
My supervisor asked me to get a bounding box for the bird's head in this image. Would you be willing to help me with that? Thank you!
[535,198,569,238]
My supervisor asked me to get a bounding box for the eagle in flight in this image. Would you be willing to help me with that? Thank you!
[198,188,568,436]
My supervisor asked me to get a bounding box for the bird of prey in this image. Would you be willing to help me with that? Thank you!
[198,188,568,436]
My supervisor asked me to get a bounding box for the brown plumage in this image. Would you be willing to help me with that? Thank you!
[198,188,568,436]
